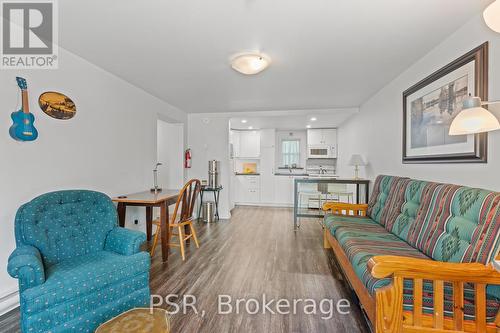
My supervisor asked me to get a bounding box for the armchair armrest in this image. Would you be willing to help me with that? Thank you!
[7,245,45,291]
[367,255,500,283]
[105,227,146,256]
[322,202,368,217]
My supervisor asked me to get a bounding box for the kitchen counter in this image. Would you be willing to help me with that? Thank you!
[274,173,309,176]
[235,173,260,176]
[293,177,370,229]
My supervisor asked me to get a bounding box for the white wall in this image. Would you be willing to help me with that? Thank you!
[157,120,185,190]
[0,48,186,314]
[338,14,500,191]
[187,114,231,218]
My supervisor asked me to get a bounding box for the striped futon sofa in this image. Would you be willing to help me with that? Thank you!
[323,175,500,333]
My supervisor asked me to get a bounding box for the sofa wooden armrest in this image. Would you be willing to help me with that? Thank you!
[322,202,368,217]
[367,255,500,333]
[368,255,500,282]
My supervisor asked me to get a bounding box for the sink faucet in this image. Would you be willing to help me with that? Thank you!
[319,166,326,174]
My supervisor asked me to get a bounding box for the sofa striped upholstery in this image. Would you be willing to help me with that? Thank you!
[324,175,500,322]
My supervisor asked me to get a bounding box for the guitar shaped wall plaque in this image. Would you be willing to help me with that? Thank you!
[9,77,38,142]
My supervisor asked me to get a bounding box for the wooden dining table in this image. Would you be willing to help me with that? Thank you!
[112,190,179,262]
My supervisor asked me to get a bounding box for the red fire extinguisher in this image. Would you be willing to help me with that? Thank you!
[184,149,192,168]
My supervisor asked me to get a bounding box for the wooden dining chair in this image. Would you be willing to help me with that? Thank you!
[150,179,201,260]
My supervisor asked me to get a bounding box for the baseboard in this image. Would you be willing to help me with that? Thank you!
[0,289,19,316]
[234,202,294,208]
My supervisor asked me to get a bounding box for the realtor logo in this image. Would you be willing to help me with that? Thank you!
[1,0,58,69]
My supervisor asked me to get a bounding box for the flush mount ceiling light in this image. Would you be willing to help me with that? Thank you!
[310,117,317,121]
[231,53,271,75]
[241,119,248,123]
[484,0,500,33]
[449,96,500,135]
[306,125,311,129]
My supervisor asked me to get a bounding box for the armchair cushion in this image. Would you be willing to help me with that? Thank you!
[105,227,146,256]
[21,251,150,316]
[7,245,45,292]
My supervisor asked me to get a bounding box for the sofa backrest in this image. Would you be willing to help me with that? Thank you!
[385,180,441,243]
[367,175,409,225]
[406,184,500,264]
[15,190,117,266]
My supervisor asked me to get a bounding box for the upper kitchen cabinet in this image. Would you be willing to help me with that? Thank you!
[307,129,337,145]
[260,129,275,148]
[231,130,261,158]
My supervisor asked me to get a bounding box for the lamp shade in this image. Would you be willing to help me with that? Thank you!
[484,0,500,33]
[348,154,366,166]
[231,53,271,75]
[449,97,500,135]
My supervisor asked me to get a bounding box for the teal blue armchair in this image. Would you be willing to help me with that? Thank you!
[7,190,150,333]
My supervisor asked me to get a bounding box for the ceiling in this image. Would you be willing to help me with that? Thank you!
[229,108,358,130]
[59,0,490,113]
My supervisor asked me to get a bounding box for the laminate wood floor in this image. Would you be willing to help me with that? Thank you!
[0,206,370,333]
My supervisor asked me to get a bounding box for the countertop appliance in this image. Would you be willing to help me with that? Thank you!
[307,145,336,159]
[208,160,220,188]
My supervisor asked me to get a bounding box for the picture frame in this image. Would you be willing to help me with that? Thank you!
[402,42,488,163]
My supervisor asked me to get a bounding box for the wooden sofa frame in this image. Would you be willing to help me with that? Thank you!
[322,202,500,333]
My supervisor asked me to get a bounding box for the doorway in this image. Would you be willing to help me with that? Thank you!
[157,119,184,190]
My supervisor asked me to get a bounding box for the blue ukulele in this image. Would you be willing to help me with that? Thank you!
[9,77,38,141]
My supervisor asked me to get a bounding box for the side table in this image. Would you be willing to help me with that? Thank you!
[198,185,223,221]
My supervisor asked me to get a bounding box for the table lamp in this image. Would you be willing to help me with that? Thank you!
[348,154,366,180]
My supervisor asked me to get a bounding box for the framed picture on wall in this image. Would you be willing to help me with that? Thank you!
[402,42,488,163]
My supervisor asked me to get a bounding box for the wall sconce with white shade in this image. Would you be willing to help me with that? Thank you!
[484,0,500,33]
[449,96,500,135]
[348,154,366,180]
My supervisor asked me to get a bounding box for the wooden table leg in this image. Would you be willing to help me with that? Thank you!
[160,201,170,262]
[146,206,152,241]
[117,203,126,227]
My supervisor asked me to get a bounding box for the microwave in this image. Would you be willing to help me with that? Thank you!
[308,145,336,159]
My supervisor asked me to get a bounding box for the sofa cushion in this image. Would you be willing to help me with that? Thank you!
[333,222,429,294]
[385,180,441,243]
[367,175,409,225]
[407,184,500,265]
[324,214,379,235]
[15,190,118,266]
[21,251,150,315]
[332,222,500,323]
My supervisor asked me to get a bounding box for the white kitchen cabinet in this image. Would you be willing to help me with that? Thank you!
[307,129,324,146]
[322,129,337,145]
[235,175,261,204]
[229,131,241,158]
[307,129,337,145]
[239,131,261,158]
[260,129,275,148]
[260,147,275,203]
[273,175,295,206]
